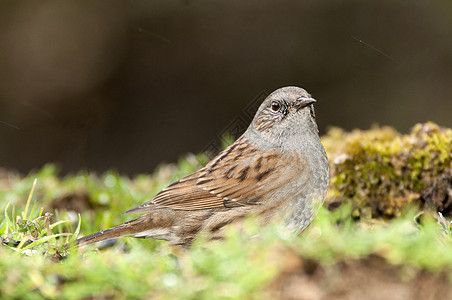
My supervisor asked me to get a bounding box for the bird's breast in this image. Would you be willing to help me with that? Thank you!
[278,141,329,233]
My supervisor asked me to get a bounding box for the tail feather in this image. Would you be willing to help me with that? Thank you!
[73,214,173,248]
[75,224,132,247]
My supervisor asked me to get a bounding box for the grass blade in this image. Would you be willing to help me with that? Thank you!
[18,233,72,252]
[4,201,12,234]
[49,220,71,230]
[70,213,82,242]
[22,178,37,220]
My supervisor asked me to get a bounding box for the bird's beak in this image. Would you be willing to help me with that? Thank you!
[295,97,316,109]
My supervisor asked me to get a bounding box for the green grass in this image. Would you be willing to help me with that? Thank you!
[1,157,452,299]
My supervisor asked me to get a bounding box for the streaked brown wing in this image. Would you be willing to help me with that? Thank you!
[123,137,303,214]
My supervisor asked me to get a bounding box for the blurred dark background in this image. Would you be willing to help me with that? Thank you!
[0,0,451,175]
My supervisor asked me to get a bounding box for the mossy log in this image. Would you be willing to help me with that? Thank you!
[323,122,452,218]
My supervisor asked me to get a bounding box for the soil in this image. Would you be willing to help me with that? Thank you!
[269,254,452,300]
[48,191,96,213]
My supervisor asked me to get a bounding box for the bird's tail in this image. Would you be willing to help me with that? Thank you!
[74,224,133,248]
[71,214,170,248]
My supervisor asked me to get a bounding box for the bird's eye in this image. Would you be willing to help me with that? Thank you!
[271,101,281,112]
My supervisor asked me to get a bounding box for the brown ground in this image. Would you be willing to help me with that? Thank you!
[269,254,452,300]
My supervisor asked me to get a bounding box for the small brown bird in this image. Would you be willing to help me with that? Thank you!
[76,86,329,247]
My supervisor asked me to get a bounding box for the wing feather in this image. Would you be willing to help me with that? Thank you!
[123,136,304,214]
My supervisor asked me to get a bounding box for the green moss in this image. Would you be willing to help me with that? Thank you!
[323,122,452,218]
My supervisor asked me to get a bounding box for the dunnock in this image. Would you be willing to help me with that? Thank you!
[76,86,329,247]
